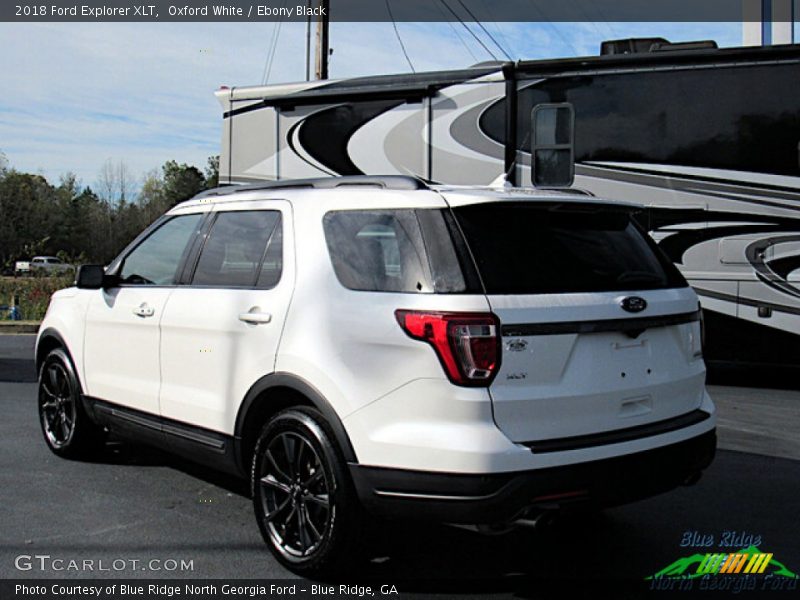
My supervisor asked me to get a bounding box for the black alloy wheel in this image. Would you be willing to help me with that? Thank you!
[38,348,103,458]
[252,408,364,575]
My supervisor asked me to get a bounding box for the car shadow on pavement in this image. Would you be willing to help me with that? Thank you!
[89,438,643,593]
[85,438,250,497]
[345,513,652,597]
[55,439,799,596]
[707,363,800,390]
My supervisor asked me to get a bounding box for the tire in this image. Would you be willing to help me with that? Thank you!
[251,407,364,576]
[38,347,104,459]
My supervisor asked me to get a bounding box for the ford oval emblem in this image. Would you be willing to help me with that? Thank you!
[621,296,647,313]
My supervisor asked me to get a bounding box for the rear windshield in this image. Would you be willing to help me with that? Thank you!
[451,202,687,294]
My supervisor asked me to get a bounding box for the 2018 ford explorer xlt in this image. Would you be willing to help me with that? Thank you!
[35,176,716,575]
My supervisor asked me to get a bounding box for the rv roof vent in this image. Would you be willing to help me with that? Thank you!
[600,37,718,55]
[649,40,718,53]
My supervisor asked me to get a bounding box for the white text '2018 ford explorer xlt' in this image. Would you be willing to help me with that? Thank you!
[35,176,715,575]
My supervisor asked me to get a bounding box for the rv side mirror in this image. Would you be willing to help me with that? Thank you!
[531,103,575,187]
[75,265,105,289]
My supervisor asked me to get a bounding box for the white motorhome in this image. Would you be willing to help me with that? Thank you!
[216,39,800,369]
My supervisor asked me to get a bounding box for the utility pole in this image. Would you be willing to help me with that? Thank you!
[305,0,312,80]
[314,0,330,80]
[743,0,795,46]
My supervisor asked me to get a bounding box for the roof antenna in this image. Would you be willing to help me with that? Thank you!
[396,164,437,186]
[489,173,513,188]
[490,144,524,188]
[493,127,531,189]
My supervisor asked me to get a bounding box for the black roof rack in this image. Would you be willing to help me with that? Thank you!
[197,175,429,198]
[537,187,596,197]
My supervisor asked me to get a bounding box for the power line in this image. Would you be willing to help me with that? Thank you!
[260,24,278,84]
[478,0,517,59]
[263,17,284,84]
[526,0,581,57]
[385,0,415,73]
[261,0,286,85]
[590,1,619,39]
[439,0,498,61]
[434,0,479,63]
[455,0,513,61]
[568,0,611,43]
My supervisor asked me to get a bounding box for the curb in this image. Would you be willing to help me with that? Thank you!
[0,322,40,334]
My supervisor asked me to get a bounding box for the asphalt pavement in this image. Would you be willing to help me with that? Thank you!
[1,334,799,597]
[0,334,36,382]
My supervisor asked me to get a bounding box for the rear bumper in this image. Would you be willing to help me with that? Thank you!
[349,429,716,524]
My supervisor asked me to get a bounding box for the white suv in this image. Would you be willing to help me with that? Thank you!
[36,176,716,575]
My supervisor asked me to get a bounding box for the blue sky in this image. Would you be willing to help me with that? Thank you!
[0,21,741,191]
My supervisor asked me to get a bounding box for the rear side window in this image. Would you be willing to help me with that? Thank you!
[192,210,282,288]
[452,203,686,294]
[323,210,469,293]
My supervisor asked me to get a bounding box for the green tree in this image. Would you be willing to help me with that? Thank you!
[138,169,168,223]
[0,156,215,271]
[205,155,220,188]
[163,160,205,206]
[0,170,57,268]
[50,173,86,259]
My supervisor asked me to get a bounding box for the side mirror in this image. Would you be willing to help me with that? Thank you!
[75,265,106,289]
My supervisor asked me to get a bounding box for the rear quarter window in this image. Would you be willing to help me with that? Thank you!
[323,209,470,293]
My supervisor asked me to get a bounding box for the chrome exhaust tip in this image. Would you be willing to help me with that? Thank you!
[447,510,557,536]
[512,509,557,530]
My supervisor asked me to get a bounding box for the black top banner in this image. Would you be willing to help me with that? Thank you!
[1,0,794,23]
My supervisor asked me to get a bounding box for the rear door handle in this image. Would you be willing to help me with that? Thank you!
[239,309,272,324]
[133,303,155,318]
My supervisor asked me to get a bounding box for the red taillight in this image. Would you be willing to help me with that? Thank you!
[395,310,501,386]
